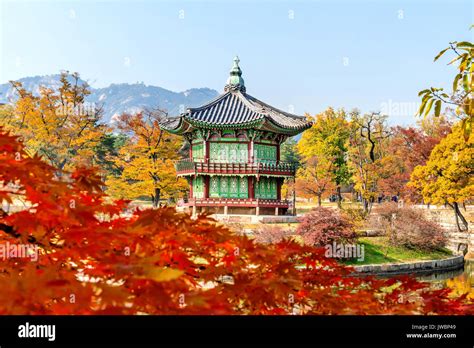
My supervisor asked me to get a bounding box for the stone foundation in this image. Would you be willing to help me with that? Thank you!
[353,255,464,276]
[212,214,298,224]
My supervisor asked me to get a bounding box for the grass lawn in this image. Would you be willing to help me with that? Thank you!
[342,237,453,265]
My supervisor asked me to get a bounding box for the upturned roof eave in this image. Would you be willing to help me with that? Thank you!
[159,89,313,136]
[161,114,311,136]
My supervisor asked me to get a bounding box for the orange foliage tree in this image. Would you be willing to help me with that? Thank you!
[379,120,451,202]
[295,156,335,206]
[4,72,106,171]
[0,128,473,315]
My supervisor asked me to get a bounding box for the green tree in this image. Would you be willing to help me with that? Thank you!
[280,137,301,168]
[94,133,128,176]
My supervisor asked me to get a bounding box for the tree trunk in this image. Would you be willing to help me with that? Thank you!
[317,194,322,207]
[453,202,468,232]
[336,186,342,209]
[362,198,369,214]
[152,187,161,209]
[362,197,372,215]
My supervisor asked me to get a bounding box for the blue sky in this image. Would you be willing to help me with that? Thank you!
[0,0,472,124]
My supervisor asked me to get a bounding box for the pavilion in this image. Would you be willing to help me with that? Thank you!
[160,57,312,216]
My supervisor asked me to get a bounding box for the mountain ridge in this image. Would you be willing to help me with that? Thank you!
[0,74,220,124]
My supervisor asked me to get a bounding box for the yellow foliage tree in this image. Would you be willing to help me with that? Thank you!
[106,110,187,207]
[0,104,15,128]
[347,112,391,213]
[409,123,474,231]
[297,108,351,207]
[2,72,106,170]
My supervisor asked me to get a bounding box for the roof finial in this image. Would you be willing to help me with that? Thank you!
[233,56,240,69]
[224,56,246,93]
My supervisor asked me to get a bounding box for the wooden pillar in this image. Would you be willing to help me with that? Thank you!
[189,177,194,199]
[204,176,210,199]
[192,205,197,217]
[256,206,260,216]
[248,176,254,199]
[250,139,254,163]
[204,140,209,163]
[292,177,296,216]
[276,143,280,164]
[277,179,281,200]
[275,207,279,216]
[224,206,228,215]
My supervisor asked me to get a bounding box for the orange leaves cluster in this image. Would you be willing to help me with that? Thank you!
[0,127,473,315]
[5,73,106,171]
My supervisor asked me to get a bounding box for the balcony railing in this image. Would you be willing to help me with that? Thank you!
[186,197,291,208]
[175,159,296,177]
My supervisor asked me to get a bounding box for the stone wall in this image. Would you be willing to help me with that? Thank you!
[414,205,473,255]
[354,255,464,276]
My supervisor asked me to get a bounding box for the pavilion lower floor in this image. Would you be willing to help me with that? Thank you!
[184,197,293,216]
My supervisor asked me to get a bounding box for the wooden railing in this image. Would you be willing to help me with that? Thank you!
[186,197,291,207]
[175,159,296,176]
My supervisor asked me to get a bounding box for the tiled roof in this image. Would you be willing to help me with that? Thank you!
[188,91,261,125]
[161,90,311,133]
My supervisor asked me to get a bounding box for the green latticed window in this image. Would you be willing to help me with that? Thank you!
[255,177,277,199]
[209,142,248,163]
[209,176,248,198]
[192,176,204,198]
[192,143,204,161]
[254,144,277,163]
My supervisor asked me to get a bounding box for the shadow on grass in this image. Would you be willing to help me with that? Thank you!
[341,240,398,265]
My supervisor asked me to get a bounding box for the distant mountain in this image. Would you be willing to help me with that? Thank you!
[0,74,219,124]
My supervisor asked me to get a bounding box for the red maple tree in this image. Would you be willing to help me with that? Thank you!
[379,126,451,201]
[0,128,472,315]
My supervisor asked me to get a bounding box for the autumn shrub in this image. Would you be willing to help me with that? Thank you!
[341,207,368,229]
[253,224,294,244]
[296,207,357,247]
[371,203,447,251]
